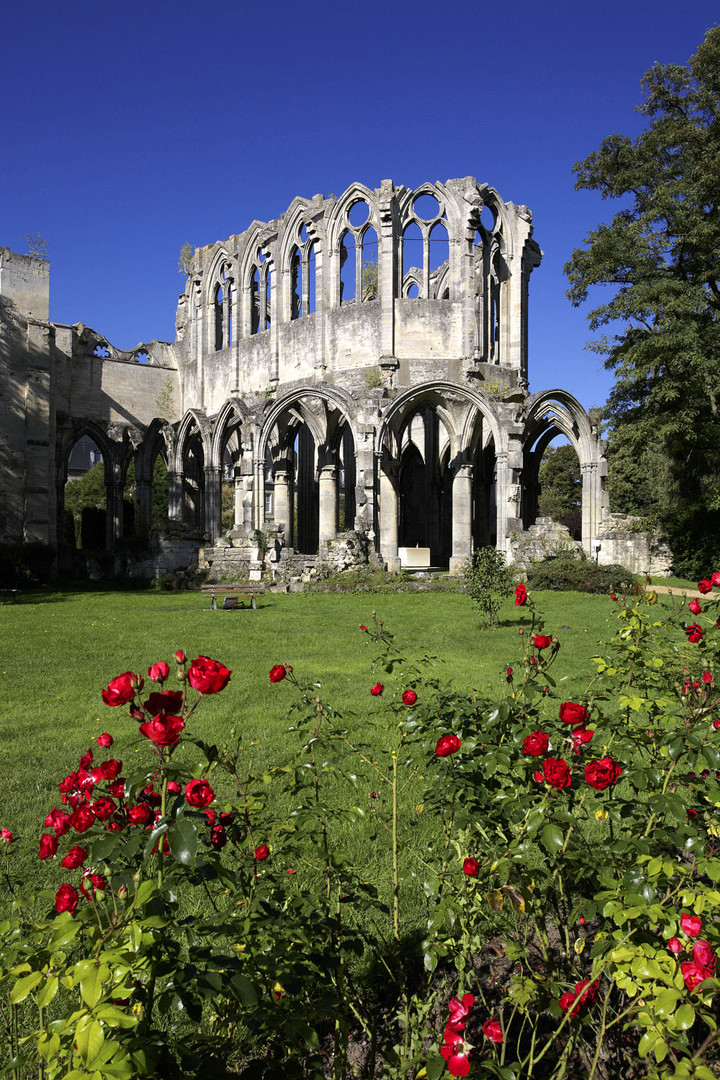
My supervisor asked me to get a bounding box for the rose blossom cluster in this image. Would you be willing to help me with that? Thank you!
[684,571,720,644]
[524,701,622,794]
[668,913,717,992]
[558,978,599,1019]
[40,652,231,914]
[440,994,475,1077]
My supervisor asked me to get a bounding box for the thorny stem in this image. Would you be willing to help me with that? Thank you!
[392,750,399,941]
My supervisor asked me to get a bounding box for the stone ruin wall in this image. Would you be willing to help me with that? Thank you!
[0,178,670,583]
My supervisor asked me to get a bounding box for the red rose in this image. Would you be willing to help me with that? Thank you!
[175,649,186,664]
[185,779,215,808]
[436,734,461,757]
[572,728,594,753]
[69,805,96,833]
[681,961,710,991]
[1,828,15,842]
[255,843,270,861]
[462,857,479,877]
[712,572,720,586]
[188,655,231,695]
[584,757,622,791]
[91,797,116,822]
[139,715,185,746]
[447,993,474,1031]
[559,979,598,1018]
[359,625,367,632]
[559,702,589,726]
[128,802,152,825]
[482,1018,503,1044]
[45,807,72,836]
[698,579,713,594]
[402,689,417,706]
[55,884,79,914]
[143,690,183,715]
[102,672,142,706]
[440,1032,472,1077]
[108,779,125,798]
[533,634,552,650]
[514,583,527,606]
[148,662,170,683]
[91,759,122,782]
[689,599,702,615]
[167,780,181,794]
[542,757,571,790]
[370,683,384,696]
[269,664,287,683]
[523,730,549,756]
[692,940,716,975]
[211,825,227,848]
[701,670,713,684]
[96,733,113,747]
[667,937,682,954]
[61,845,87,869]
[39,833,58,859]
[680,912,703,937]
[685,623,703,643]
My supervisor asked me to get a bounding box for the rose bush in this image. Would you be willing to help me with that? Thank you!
[3,586,720,1080]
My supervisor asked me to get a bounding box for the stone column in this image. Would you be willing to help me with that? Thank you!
[449,464,473,575]
[107,479,123,551]
[318,465,337,543]
[378,462,401,572]
[204,465,221,542]
[581,460,600,558]
[273,469,292,545]
[167,469,183,523]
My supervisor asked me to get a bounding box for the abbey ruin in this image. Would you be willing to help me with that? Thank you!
[0,176,667,581]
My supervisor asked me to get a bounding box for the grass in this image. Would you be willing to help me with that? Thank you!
[0,585,689,898]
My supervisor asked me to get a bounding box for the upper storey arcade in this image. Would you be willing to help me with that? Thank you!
[174,178,542,416]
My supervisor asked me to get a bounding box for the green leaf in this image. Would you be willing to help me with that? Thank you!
[540,824,564,854]
[167,817,198,866]
[76,1017,104,1067]
[425,1054,446,1080]
[653,988,681,1019]
[675,1002,695,1031]
[77,964,109,1008]
[36,976,58,1008]
[10,970,43,1004]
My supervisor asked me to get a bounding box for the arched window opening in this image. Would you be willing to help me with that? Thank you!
[472,435,497,550]
[361,227,378,301]
[490,248,501,360]
[401,222,423,298]
[250,267,260,335]
[214,284,224,351]
[227,283,233,347]
[307,241,316,314]
[340,231,356,304]
[291,246,302,320]
[293,424,319,554]
[264,268,272,330]
[149,452,169,530]
[398,407,450,565]
[524,435,582,540]
[182,435,204,530]
[429,222,449,298]
[64,436,106,550]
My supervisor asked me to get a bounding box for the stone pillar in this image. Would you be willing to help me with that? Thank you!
[167,469,183,523]
[318,465,337,543]
[107,479,123,551]
[233,472,244,532]
[449,464,473,575]
[378,462,401,572]
[204,465,221,542]
[581,461,600,558]
[273,469,292,544]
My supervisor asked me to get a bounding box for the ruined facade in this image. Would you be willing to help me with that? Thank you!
[1,177,634,579]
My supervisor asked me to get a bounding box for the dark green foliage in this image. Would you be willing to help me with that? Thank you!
[0,542,54,587]
[463,545,515,624]
[565,28,720,577]
[538,444,582,537]
[526,553,631,593]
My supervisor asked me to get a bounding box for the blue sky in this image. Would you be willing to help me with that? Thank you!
[2,0,717,410]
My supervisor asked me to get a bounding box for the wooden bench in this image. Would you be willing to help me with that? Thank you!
[201,583,265,611]
[1,589,21,604]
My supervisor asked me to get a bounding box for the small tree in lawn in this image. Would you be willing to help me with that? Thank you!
[463,546,514,626]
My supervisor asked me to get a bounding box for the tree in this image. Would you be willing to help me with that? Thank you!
[25,232,47,259]
[463,546,515,626]
[565,27,720,576]
[538,444,582,537]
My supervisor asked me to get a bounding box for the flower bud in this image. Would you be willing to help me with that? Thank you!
[117,885,129,900]
[176,669,186,683]
[175,650,186,664]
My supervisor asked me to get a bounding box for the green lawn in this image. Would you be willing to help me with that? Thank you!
[0,586,683,890]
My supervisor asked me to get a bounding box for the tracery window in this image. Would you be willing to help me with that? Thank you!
[339,199,379,305]
[399,191,450,299]
[290,224,317,319]
[213,264,233,351]
[249,250,272,334]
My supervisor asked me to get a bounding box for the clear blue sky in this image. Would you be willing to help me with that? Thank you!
[2,0,717,409]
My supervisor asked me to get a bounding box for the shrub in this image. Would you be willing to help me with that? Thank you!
[527,553,631,593]
[0,541,54,588]
[463,546,515,625]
